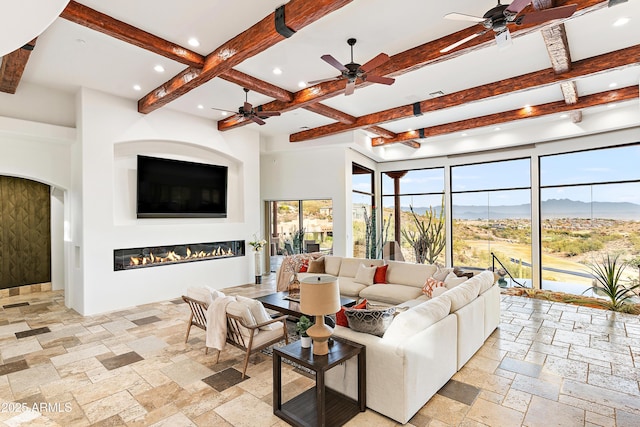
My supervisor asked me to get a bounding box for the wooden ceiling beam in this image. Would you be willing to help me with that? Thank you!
[366,126,397,139]
[303,103,356,124]
[60,1,204,68]
[218,69,293,103]
[370,86,638,146]
[219,0,609,131]
[62,1,360,124]
[289,44,640,143]
[138,0,353,114]
[0,39,37,94]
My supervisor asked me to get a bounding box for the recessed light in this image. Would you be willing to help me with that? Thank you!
[609,82,618,88]
[608,103,617,108]
[154,65,165,73]
[188,37,200,47]
[300,126,310,130]
[197,104,204,109]
[298,81,307,88]
[494,127,501,131]
[221,111,228,116]
[461,132,468,137]
[560,113,569,118]
[407,128,413,132]
[133,84,141,91]
[273,67,283,75]
[613,17,630,27]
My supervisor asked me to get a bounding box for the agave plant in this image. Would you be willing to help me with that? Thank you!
[584,254,640,311]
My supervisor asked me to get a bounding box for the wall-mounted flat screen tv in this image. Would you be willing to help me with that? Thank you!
[136,155,228,218]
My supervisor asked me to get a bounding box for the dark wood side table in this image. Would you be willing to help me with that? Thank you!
[273,337,366,427]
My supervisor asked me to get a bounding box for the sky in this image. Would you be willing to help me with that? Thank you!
[359,145,640,206]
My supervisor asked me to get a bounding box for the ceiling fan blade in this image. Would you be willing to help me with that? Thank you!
[519,4,577,25]
[210,107,238,114]
[307,76,341,85]
[365,74,395,85]
[361,53,390,73]
[443,12,486,23]
[495,28,513,51]
[249,115,266,125]
[505,0,532,14]
[344,80,356,96]
[321,54,348,72]
[439,30,486,53]
[256,111,281,117]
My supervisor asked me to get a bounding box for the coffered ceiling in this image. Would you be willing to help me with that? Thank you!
[2,0,639,157]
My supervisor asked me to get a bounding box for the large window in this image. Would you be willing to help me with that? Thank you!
[382,168,445,264]
[451,159,531,278]
[352,163,374,258]
[540,144,640,294]
[268,199,333,271]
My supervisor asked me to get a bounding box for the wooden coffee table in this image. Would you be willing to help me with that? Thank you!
[256,291,357,318]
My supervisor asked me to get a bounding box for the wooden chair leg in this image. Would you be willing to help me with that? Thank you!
[185,314,194,343]
[205,346,209,355]
[214,349,220,364]
[241,349,251,379]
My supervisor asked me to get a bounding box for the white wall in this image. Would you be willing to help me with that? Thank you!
[75,88,262,315]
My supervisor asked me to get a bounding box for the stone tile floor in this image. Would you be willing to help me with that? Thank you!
[1,278,639,426]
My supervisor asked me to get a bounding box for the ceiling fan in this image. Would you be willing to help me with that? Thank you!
[309,38,395,96]
[441,0,578,53]
[211,88,280,125]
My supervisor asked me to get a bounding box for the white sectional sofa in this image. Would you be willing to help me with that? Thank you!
[324,270,499,424]
[278,255,461,305]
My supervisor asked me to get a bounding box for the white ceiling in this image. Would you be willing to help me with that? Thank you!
[18,0,640,155]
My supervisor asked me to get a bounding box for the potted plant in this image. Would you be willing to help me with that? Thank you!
[295,315,312,348]
[583,253,640,312]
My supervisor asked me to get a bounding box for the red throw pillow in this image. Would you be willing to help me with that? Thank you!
[373,264,388,284]
[298,260,309,272]
[336,299,368,327]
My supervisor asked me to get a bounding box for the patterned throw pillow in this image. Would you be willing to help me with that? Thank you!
[422,277,446,298]
[336,299,367,327]
[298,259,309,272]
[344,307,396,337]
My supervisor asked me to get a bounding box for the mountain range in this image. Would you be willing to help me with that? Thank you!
[406,198,640,220]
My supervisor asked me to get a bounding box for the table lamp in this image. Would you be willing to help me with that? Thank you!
[300,275,341,355]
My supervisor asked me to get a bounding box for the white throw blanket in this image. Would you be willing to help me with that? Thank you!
[206,295,236,351]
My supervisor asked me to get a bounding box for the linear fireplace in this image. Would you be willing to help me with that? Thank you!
[114,240,245,271]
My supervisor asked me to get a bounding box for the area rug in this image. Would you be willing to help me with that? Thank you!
[260,321,314,376]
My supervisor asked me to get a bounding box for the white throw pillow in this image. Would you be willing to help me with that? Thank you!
[444,271,468,289]
[354,263,376,285]
[236,295,278,331]
[186,287,214,305]
[432,266,454,282]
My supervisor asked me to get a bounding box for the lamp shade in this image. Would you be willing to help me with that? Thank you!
[300,275,340,315]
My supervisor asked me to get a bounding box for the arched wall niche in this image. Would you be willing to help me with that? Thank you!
[113,139,244,225]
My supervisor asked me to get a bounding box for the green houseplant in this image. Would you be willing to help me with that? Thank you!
[583,254,640,312]
[295,315,312,348]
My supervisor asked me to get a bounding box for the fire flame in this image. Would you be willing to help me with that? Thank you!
[129,246,234,267]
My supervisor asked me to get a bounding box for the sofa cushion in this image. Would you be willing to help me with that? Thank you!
[338,277,368,298]
[382,296,452,344]
[324,256,342,276]
[385,261,437,288]
[374,264,388,284]
[338,257,383,277]
[475,270,497,293]
[354,263,377,285]
[345,307,396,337]
[442,279,482,312]
[308,257,325,274]
[359,284,423,305]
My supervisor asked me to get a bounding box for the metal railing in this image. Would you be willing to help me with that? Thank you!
[491,252,528,288]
